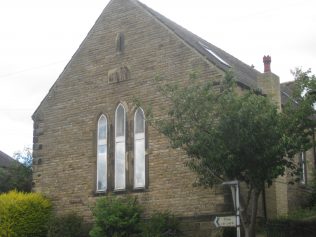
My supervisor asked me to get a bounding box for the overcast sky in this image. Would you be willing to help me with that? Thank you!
[0,0,315,156]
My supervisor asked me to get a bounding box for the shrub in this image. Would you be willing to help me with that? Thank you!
[141,212,182,237]
[47,213,85,237]
[89,196,142,237]
[0,190,52,237]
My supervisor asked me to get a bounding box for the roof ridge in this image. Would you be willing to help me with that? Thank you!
[0,150,16,167]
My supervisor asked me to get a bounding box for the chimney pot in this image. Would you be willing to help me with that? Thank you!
[263,55,271,73]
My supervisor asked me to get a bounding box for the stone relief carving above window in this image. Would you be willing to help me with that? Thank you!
[108,66,130,84]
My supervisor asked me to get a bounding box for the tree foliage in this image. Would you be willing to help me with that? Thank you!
[0,147,32,193]
[151,70,315,237]
[282,68,316,155]
[155,71,313,188]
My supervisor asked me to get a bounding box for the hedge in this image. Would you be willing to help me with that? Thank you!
[0,191,52,237]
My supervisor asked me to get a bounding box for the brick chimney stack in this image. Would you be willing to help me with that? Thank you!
[258,54,285,217]
[258,54,281,109]
[263,55,271,73]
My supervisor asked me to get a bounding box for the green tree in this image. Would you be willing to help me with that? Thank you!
[291,68,316,101]
[151,70,315,237]
[285,68,316,163]
[0,147,32,193]
[283,68,316,155]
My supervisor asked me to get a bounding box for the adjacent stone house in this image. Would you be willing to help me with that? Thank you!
[0,150,16,169]
[32,0,314,235]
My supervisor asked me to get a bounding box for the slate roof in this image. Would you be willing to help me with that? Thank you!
[136,0,260,89]
[0,150,16,168]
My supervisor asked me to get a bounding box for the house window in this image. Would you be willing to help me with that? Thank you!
[300,152,306,185]
[115,104,126,190]
[97,115,107,192]
[134,108,145,189]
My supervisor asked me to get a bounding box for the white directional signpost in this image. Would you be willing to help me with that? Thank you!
[214,216,237,228]
[218,180,241,237]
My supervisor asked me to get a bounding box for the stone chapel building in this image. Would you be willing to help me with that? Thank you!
[32,0,315,235]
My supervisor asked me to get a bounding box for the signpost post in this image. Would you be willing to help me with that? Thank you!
[221,180,241,237]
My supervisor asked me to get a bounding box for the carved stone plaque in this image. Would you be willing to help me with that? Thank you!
[108,66,130,84]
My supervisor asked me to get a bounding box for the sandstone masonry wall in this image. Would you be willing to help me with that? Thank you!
[32,0,231,236]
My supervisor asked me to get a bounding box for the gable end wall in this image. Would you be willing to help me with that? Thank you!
[33,0,236,235]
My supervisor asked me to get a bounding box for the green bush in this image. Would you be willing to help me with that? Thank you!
[0,190,52,237]
[47,213,85,237]
[141,212,182,237]
[89,196,142,237]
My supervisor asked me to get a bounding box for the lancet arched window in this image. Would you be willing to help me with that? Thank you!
[115,104,126,190]
[97,115,107,192]
[134,108,145,188]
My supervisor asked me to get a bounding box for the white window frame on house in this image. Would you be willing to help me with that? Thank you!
[115,104,126,190]
[134,107,146,189]
[97,114,107,192]
[300,152,307,185]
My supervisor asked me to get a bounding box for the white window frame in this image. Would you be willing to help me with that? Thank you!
[134,108,146,189]
[115,104,126,190]
[97,115,107,192]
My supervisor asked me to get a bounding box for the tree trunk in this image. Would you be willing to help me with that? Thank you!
[244,227,250,237]
[243,189,260,237]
